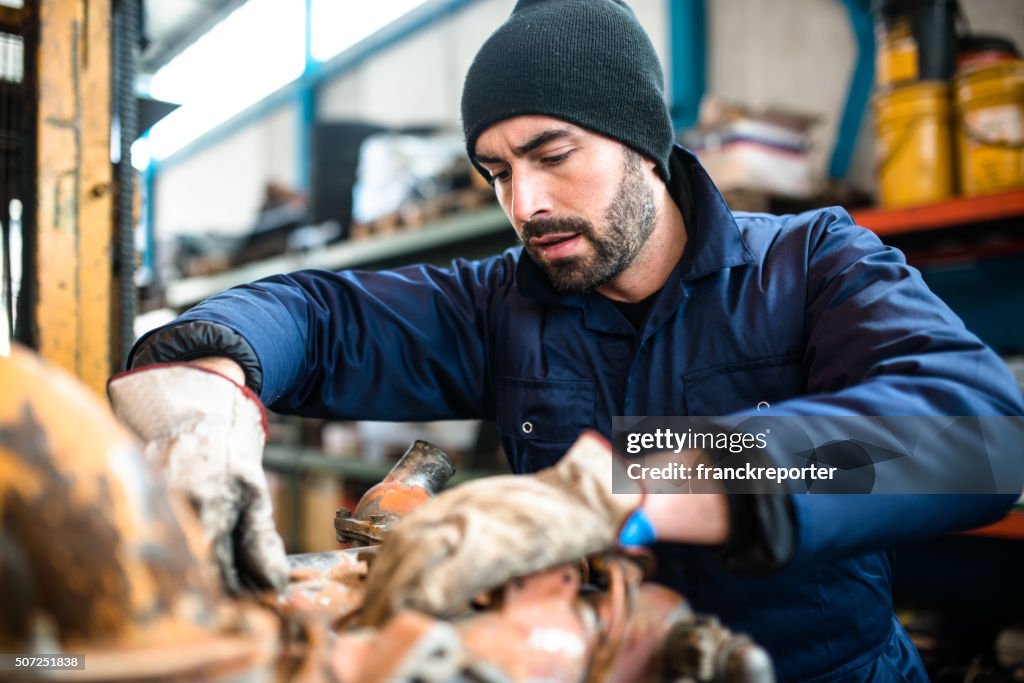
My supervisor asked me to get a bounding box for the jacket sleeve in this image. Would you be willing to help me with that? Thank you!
[130,258,506,420]
[740,207,1023,567]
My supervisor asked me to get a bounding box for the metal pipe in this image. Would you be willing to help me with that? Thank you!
[114,0,139,368]
[336,440,456,546]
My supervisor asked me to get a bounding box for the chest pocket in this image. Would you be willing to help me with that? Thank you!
[496,377,596,472]
[684,354,805,415]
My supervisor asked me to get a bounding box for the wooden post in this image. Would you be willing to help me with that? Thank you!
[32,0,114,393]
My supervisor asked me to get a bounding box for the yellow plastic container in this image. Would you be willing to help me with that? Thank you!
[876,15,920,87]
[874,81,954,207]
[954,60,1024,196]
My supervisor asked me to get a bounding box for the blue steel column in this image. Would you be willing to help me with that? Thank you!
[297,0,316,192]
[668,0,706,132]
[828,0,875,180]
[144,157,156,283]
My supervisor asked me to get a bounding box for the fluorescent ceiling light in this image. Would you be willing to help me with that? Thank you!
[142,0,432,165]
[146,0,304,162]
[310,0,429,62]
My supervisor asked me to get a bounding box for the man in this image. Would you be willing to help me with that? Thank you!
[108,0,1023,680]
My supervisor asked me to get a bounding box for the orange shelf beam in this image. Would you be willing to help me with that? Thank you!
[849,189,1024,237]
[961,508,1024,541]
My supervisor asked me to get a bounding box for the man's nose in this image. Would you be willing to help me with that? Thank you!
[510,170,552,225]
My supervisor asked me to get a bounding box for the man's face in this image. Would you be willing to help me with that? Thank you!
[474,116,657,294]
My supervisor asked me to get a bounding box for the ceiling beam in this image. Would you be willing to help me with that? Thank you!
[140,0,248,74]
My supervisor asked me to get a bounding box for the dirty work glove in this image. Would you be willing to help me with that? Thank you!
[107,364,288,594]
[360,431,643,626]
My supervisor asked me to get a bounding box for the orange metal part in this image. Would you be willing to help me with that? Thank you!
[0,344,279,679]
[459,564,593,681]
[335,440,455,546]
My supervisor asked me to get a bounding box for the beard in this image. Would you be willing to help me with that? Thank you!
[520,150,656,295]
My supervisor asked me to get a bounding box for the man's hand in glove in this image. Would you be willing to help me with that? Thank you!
[361,432,733,626]
[107,362,288,594]
[360,431,644,626]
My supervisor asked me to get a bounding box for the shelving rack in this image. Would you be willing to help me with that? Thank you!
[849,188,1024,237]
[166,205,513,309]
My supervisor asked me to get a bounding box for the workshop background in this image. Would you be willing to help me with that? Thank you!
[2,0,1024,680]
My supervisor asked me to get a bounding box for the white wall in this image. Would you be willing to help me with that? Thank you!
[317,0,669,129]
[155,103,298,236]
[962,0,1024,36]
[318,0,512,127]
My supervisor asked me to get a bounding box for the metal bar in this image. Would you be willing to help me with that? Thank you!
[0,30,22,348]
[296,0,314,193]
[14,0,37,349]
[113,0,138,370]
[165,205,509,309]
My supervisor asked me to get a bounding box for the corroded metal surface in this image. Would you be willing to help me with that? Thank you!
[0,345,217,643]
[276,548,371,627]
[334,508,390,547]
[0,345,278,680]
[331,611,509,683]
[335,440,455,546]
[458,564,593,681]
[662,614,776,683]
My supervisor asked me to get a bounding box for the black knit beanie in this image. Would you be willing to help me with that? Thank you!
[461,0,674,182]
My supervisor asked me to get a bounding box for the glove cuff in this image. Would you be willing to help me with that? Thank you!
[618,509,658,546]
[108,363,268,444]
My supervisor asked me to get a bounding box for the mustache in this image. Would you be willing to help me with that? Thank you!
[520,216,595,242]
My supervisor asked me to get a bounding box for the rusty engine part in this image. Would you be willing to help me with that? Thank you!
[317,551,772,683]
[288,441,775,683]
[320,556,693,683]
[662,615,775,683]
[1,344,773,682]
[279,438,458,634]
[335,439,455,546]
[275,548,372,626]
[0,344,279,680]
[454,556,695,683]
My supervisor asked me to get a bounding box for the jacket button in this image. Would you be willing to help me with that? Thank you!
[521,421,533,434]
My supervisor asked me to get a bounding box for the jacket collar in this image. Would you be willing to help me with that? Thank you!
[513,145,754,306]
[671,146,756,280]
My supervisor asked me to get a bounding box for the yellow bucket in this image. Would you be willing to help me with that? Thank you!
[874,81,954,208]
[954,60,1024,196]
[876,15,920,87]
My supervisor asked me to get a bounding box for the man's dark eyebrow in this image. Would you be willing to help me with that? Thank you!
[475,128,574,165]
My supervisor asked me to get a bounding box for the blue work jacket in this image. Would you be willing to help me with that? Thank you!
[139,147,1023,681]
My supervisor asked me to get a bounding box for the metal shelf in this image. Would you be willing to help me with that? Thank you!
[849,188,1024,237]
[263,445,503,485]
[962,506,1024,542]
[165,205,510,308]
